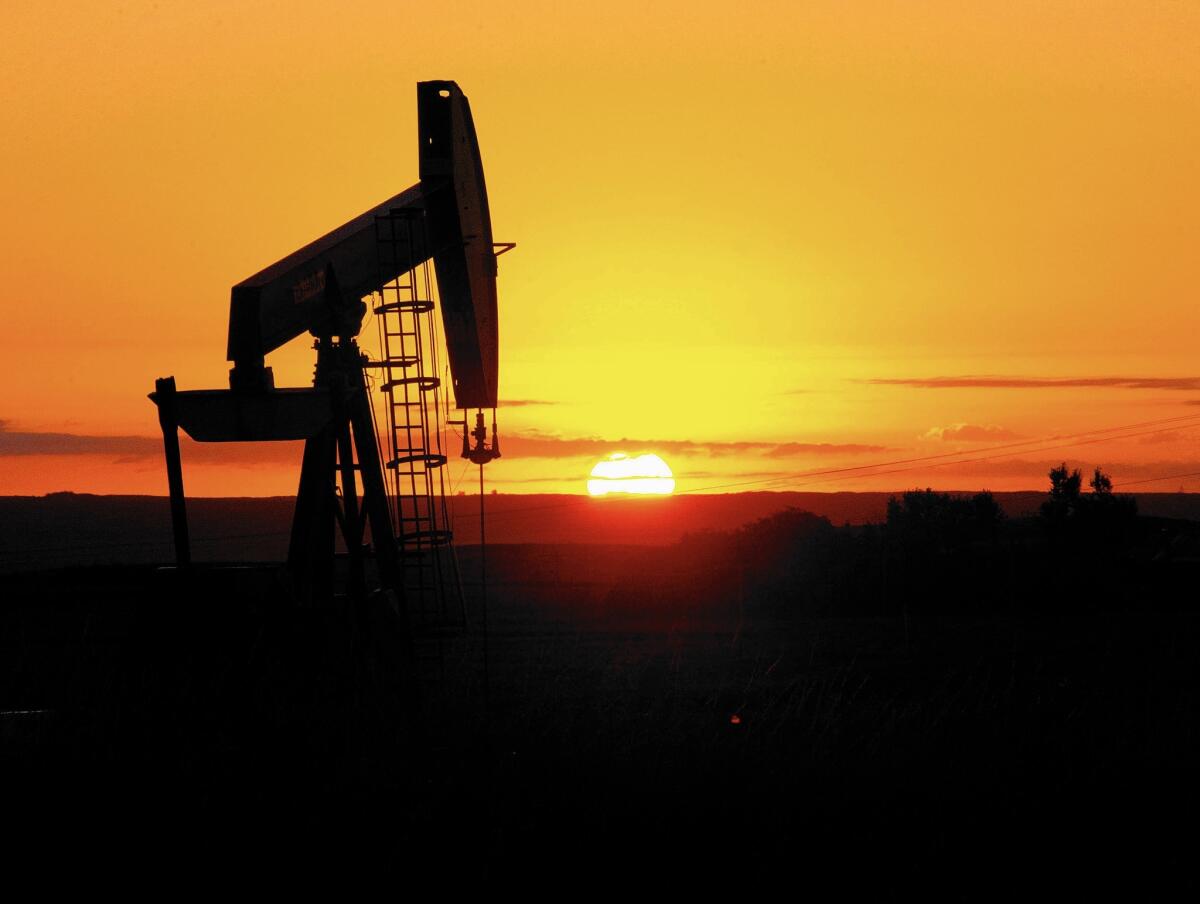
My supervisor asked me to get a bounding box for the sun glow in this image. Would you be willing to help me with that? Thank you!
[587,453,676,496]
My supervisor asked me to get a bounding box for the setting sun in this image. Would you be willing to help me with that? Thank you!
[587,453,676,496]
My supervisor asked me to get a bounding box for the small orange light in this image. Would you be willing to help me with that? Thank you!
[730,714,742,725]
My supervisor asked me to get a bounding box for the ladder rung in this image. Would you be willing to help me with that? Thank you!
[387,453,448,468]
[363,357,419,369]
[374,300,434,315]
[382,376,439,393]
[401,529,454,546]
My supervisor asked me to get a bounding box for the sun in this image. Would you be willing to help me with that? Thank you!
[587,453,676,496]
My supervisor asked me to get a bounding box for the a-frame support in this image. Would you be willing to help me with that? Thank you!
[287,338,404,617]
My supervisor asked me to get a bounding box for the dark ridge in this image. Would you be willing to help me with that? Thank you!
[5,491,1200,571]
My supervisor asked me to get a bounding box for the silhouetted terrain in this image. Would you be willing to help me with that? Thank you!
[4,489,1200,891]
[7,489,1200,571]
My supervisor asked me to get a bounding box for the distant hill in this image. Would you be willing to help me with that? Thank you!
[4,490,1200,572]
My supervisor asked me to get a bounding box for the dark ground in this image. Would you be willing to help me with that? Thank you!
[11,490,1200,570]
[3,550,1199,895]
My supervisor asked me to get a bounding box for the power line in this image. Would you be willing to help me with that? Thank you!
[738,420,1200,494]
[672,414,1200,495]
[480,413,1200,520]
[8,413,1200,555]
[1115,471,1200,488]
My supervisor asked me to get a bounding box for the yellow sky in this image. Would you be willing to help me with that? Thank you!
[2,1,1199,495]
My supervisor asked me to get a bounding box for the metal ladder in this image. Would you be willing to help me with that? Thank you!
[371,210,464,634]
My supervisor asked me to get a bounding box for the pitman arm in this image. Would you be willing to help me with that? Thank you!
[225,80,499,410]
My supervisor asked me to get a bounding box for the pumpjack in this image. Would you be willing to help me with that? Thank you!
[150,81,505,618]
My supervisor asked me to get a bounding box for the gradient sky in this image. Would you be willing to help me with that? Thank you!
[2,1,1199,496]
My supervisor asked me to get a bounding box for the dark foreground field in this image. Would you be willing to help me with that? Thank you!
[3,552,1199,895]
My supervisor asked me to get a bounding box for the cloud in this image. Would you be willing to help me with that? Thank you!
[500,431,888,460]
[0,420,887,467]
[483,474,576,484]
[761,442,890,458]
[674,469,790,480]
[903,457,1200,484]
[1137,431,1191,446]
[923,423,1024,442]
[869,376,1200,391]
[499,399,556,407]
[0,421,161,457]
[0,420,301,466]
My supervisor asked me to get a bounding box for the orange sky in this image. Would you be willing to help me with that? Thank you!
[2,1,1199,496]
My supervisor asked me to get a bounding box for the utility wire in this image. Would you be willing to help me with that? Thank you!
[477,414,1200,522]
[1115,471,1200,488]
[673,414,1200,495]
[9,413,1200,556]
[713,420,1200,494]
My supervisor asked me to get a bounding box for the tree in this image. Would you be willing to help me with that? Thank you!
[1079,465,1137,530]
[1048,462,1082,503]
[1089,467,1113,495]
[886,488,1004,550]
[1042,463,1137,542]
[1041,462,1082,525]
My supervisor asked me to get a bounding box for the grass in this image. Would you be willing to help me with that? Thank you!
[2,563,1199,893]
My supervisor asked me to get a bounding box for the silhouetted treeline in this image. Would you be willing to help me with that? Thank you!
[10,489,1200,573]
[615,469,1192,620]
